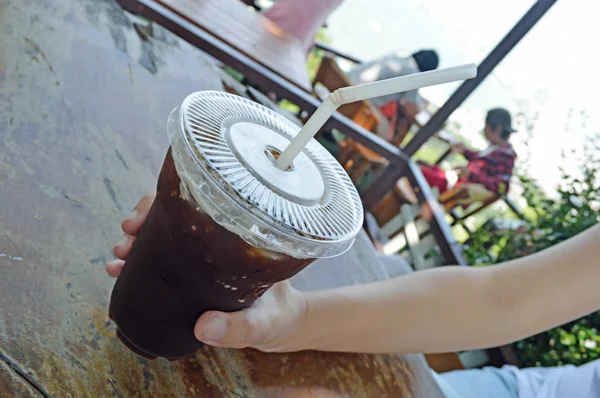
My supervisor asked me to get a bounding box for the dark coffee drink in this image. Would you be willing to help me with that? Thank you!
[109,150,313,359]
[108,92,363,359]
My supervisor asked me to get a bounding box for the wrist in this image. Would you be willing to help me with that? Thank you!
[289,291,319,351]
[257,285,313,353]
[294,289,352,352]
[292,290,338,352]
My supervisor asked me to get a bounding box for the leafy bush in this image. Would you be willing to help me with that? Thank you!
[463,138,600,367]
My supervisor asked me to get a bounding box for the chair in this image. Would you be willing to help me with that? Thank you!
[421,135,524,231]
[311,56,392,185]
[369,177,513,251]
[365,163,454,270]
[337,142,388,185]
[312,56,384,134]
[441,184,497,224]
[312,57,421,186]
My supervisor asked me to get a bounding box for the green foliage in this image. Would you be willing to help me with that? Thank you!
[307,29,332,80]
[514,313,600,368]
[412,137,452,165]
[462,136,600,367]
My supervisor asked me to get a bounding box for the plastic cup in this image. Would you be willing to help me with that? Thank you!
[109,92,363,359]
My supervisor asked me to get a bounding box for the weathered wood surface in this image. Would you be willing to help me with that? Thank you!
[151,0,312,91]
[0,0,443,396]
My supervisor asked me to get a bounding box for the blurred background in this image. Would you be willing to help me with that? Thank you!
[261,0,599,193]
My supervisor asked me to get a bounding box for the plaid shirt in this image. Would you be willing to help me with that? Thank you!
[462,144,516,195]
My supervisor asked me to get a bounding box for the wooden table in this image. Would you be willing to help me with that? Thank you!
[113,0,410,184]
[118,0,312,92]
[0,0,443,396]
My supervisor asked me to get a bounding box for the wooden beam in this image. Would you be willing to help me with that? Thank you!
[313,42,363,64]
[362,164,406,210]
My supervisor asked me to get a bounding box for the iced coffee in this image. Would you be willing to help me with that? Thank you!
[109,92,363,359]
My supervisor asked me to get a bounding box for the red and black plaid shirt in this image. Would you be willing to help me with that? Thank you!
[461,144,516,195]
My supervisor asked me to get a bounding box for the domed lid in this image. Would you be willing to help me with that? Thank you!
[170,91,363,258]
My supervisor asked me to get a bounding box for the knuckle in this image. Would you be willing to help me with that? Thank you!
[239,314,262,346]
[240,315,256,337]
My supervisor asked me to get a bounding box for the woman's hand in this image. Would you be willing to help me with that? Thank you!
[194,280,308,352]
[106,194,309,353]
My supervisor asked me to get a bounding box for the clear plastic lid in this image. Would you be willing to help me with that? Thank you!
[168,91,363,259]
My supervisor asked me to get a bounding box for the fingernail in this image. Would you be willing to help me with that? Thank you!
[200,316,226,342]
[116,235,128,248]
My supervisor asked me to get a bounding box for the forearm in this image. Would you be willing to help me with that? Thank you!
[494,224,600,342]
[462,148,479,161]
[298,266,508,354]
[297,225,600,354]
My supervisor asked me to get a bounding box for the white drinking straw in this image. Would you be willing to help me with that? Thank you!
[276,63,477,171]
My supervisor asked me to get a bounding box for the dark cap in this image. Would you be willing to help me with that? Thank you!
[486,108,516,134]
[412,49,440,72]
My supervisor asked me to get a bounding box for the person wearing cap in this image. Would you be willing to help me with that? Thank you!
[420,107,518,198]
[108,197,600,398]
[346,49,440,143]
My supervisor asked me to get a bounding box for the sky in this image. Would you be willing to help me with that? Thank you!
[324,0,600,193]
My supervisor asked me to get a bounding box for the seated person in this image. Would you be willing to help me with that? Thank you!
[421,108,517,199]
[346,49,440,142]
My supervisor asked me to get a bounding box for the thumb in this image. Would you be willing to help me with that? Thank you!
[194,310,265,349]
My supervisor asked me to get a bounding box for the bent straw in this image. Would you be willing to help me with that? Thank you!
[276,63,477,170]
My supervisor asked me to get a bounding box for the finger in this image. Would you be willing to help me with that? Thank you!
[113,234,136,260]
[121,193,156,236]
[106,259,125,278]
[194,310,265,349]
